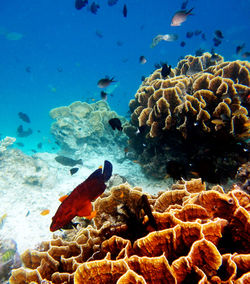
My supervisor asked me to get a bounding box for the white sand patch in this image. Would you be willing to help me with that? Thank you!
[0,151,172,254]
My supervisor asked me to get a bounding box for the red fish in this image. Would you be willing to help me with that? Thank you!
[50,160,112,232]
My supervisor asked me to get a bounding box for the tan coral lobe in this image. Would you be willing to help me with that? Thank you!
[9,179,250,284]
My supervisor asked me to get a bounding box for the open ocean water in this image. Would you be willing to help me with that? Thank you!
[0,0,250,154]
[0,1,250,283]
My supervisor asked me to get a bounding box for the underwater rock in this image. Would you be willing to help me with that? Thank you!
[8,179,250,283]
[124,53,250,182]
[49,100,128,154]
[0,149,56,189]
[106,173,128,189]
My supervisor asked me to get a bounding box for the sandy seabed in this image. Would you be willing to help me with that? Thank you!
[0,151,171,254]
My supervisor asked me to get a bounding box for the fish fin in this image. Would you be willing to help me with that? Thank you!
[77,159,83,165]
[85,168,103,181]
[103,160,113,182]
[59,195,68,202]
[85,160,112,182]
[77,201,92,217]
[85,210,97,220]
[186,8,194,15]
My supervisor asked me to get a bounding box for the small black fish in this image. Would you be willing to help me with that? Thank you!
[57,66,63,72]
[186,31,193,38]
[31,149,37,153]
[37,142,42,149]
[181,0,188,10]
[16,142,24,147]
[236,44,245,55]
[213,37,221,47]
[201,33,206,40]
[108,0,118,6]
[18,112,30,123]
[137,125,147,135]
[25,66,31,73]
[154,63,161,69]
[100,91,108,100]
[161,64,171,77]
[242,52,250,58]
[194,30,202,36]
[97,76,116,88]
[90,2,100,14]
[141,76,146,81]
[195,48,204,56]
[116,40,123,46]
[61,221,80,230]
[75,0,88,10]
[210,48,220,62]
[95,30,103,38]
[139,55,147,64]
[123,4,127,17]
[17,125,33,137]
[70,167,79,175]
[55,156,83,167]
[214,30,223,39]
[109,118,123,131]
[180,41,186,47]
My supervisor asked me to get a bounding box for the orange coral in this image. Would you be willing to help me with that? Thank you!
[9,180,250,284]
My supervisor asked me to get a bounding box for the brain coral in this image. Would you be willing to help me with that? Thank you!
[9,179,250,283]
[50,100,127,153]
[124,53,250,182]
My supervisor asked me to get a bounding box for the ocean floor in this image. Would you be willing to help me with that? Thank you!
[0,149,173,254]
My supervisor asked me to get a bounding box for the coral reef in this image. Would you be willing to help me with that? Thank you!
[124,53,250,182]
[0,149,56,189]
[9,179,250,283]
[0,238,21,282]
[235,162,250,193]
[0,137,16,153]
[50,100,127,154]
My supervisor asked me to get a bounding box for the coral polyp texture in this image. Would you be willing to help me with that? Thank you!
[50,100,127,153]
[9,180,250,283]
[124,53,250,182]
[0,136,16,153]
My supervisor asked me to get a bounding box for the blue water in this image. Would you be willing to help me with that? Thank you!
[0,0,250,154]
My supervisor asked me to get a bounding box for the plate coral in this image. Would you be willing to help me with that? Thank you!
[9,179,250,283]
[124,53,250,182]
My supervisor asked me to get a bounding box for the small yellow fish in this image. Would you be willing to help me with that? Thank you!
[0,213,7,229]
[189,171,200,177]
[1,249,15,262]
[59,195,69,203]
[40,209,50,216]
[232,109,248,116]
[237,131,250,138]
[211,119,225,125]
[244,121,250,128]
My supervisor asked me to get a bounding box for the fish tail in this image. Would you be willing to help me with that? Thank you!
[78,159,83,165]
[186,7,194,15]
[103,160,113,182]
